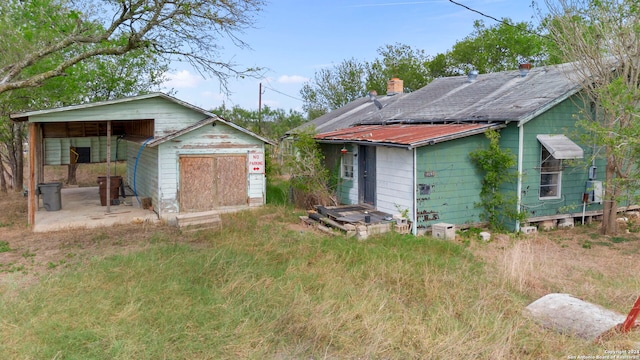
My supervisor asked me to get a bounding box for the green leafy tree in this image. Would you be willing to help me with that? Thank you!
[212,105,305,141]
[545,0,640,235]
[365,43,432,94]
[442,19,558,75]
[469,130,525,230]
[0,0,263,95]
[285,127,336,208]
[300,58,368,119]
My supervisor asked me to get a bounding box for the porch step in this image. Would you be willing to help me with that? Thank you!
[175,210,221,231]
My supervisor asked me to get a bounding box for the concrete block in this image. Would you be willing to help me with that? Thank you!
[432,223,455,240]
[521,226,538,235]
[539,220,556,231]
[558,218,574,229]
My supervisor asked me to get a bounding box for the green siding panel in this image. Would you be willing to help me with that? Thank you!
[415,135,488,232]
[500,95,606,229]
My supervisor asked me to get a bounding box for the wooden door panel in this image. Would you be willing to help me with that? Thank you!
[215,155,247,206]
[180,156,214,212]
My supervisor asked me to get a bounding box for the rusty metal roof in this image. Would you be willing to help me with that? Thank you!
[314,123,504,149]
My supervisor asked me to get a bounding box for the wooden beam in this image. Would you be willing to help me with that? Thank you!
[106,120,111,213]
[28,123,37,225]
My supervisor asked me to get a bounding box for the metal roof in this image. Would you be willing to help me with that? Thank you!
[314,123,504,149]
[537,134,584,159]
[290,62,584,137]
[10,92,275,145]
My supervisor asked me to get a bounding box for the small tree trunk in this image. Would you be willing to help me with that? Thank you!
[0,156,7,193]
[67,163,78,185]
[601,154,618,235]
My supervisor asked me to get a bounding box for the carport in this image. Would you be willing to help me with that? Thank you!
[11,93,272,231]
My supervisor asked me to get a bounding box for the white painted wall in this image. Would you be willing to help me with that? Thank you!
[375,147,414,219]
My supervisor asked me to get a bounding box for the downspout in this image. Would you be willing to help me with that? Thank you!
[516,123,524,232]
[413,147,417,235]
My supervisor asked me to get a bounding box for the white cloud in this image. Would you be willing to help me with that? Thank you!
[163,70,202,89]
[277,75,309,84]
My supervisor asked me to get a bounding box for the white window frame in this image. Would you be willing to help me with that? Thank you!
[341,152,354,180]
[539,146,562,199]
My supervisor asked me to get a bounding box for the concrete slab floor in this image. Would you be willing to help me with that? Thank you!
[33,187,159,233]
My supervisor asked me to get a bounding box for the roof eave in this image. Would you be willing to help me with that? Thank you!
[517,86,582,127]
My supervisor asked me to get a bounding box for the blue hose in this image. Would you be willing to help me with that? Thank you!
[133,137,154,204]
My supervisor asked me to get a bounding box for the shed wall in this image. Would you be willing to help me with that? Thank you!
[126,140,158,206]
[156,121,265,218]
[44,137,127,165]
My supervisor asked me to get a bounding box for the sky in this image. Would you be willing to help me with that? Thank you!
[161,0,543,113]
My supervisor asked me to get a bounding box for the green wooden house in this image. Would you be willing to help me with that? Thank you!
[293,62,616,234]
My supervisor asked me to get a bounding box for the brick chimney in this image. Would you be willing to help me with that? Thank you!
[387,78,403,95]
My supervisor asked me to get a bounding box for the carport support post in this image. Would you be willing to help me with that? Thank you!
[106,121,111,213]
[28,123,37,225]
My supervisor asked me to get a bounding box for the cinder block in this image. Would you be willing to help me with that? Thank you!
[558,218,574,229]
[432,223,455,240]
[521,226,538,234]
[539,220,556,231]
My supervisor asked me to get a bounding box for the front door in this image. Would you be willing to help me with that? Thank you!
[358,145,376,205]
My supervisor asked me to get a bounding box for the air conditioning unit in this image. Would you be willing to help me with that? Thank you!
[586,181,603,204]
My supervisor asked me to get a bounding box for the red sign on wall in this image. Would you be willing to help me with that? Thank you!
[248,152,265,174]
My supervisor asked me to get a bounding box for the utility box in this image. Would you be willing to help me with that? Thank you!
[432,223,455,240]
[586,181,603,204]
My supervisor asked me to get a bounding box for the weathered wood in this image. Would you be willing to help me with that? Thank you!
[180,156,215,211]
[319,217,348,232]
[316,224,338,236]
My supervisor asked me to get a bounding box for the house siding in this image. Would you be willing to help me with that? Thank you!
[500,95,606,229]
[375,147,413,218]
[415,135,488,232]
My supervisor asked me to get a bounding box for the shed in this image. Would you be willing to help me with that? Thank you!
[11,93,274,230]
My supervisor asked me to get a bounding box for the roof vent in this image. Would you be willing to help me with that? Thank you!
[519,63,532,77]
[467,70,479,82]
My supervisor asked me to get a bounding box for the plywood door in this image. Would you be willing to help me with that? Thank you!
[214,155,247,206]
[180,156,215,212]
[179,155,247,212]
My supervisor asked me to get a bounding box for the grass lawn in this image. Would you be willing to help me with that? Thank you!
[1,186,640,358]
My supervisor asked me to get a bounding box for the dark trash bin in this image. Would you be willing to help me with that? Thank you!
[97,176,122,206]
[38,182,62,211]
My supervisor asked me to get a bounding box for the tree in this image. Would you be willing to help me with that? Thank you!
[300,58,368,119]
[365,43,432,94]
[0,0,264,95]
[545,0,640,235]
[211,104,305,140]
[441,19,558,75]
